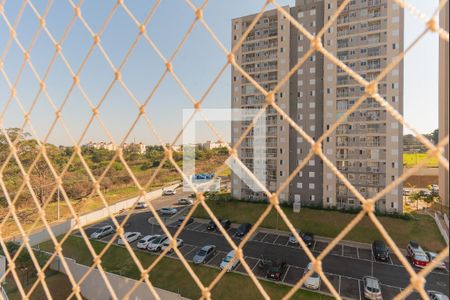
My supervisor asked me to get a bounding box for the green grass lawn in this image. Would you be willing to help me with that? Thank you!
[39,236,331,300]
[403,153,439,168]
[193,200,446,252]
[7,271,80,300]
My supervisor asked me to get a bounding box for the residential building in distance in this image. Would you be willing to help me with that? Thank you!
[86,141,147,154]
[231,0,403,213]
[439,0,449,207]
[203,140,229,150]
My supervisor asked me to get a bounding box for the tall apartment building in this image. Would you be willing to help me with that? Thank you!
[439,0,449,207]
[231,7,292,202]
[322,0,404,212]
[231,0,403,213]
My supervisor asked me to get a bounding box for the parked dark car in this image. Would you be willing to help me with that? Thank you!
[301,232,315,247]
[176,216,194,227]
[220,219,231,231]
[207,219,220,231]
[266,259,286,281]
[236,223,252,237]
[372,240,390,261]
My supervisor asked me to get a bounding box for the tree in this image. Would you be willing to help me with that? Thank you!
[409,190,422,209]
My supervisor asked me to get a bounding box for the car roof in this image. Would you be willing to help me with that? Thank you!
[363,276,380,288]
[201,245,214,251]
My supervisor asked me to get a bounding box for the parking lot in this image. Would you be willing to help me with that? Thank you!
[77,210,448,300]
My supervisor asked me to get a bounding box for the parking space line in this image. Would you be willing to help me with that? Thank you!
[358,279,362,300]
[388,255,394,265]
[251,257,260,272]
[206,252,220,264]
[183,247,197,258]
[356,247,360,259]
[281,265,290,283]
[338,275,341,295]
[341,246,344,256]
[311,240,317,251]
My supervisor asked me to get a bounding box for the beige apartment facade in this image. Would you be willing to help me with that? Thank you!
[231,7,292,202]
[322,0,404,212]
[439,0,449,207]
[232,0,404,213]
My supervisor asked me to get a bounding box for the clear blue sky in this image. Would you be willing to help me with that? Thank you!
[0,0,441,146]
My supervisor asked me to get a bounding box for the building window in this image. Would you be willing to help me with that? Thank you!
[309,172,315,178]
[310,195,315,201]
[309,183,315,189]
[309,159,315,166]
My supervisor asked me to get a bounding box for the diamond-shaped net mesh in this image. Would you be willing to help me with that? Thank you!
[0,0,448,299]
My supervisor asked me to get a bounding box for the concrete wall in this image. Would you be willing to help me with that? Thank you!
[50,256,188,300]
[9,183,180,246]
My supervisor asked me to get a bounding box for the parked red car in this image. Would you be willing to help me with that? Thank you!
[406,241,429,268]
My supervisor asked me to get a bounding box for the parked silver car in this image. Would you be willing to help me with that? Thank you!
[90,225,115,239]
[362,276,383,300]
[117,232,142,245]
[193,245,216,264]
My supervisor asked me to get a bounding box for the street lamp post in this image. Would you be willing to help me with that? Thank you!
[57,188,60,220]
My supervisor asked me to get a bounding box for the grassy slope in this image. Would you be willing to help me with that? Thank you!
[40,236,331,300]
[403,153,439,168]
[193,200,446,252]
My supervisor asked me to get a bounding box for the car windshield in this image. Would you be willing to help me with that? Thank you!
[302,234,313,241]
[365,278,380,292]
[367,286,380,293]
[198,250,207,256]
[153,237,164,243]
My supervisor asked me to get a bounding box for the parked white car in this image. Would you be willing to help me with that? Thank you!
[147,235,168,252]
[163,189,176,195]
[220,250,239,271]
[137,235,159,249]
[161,238,184,252]
[426,251,447,271]
[117,232,142,245]
[303,263,321,290]
[90,225,115,239]
[136,201,148,209]
[428,291,449,300]
[178,198,193,205]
